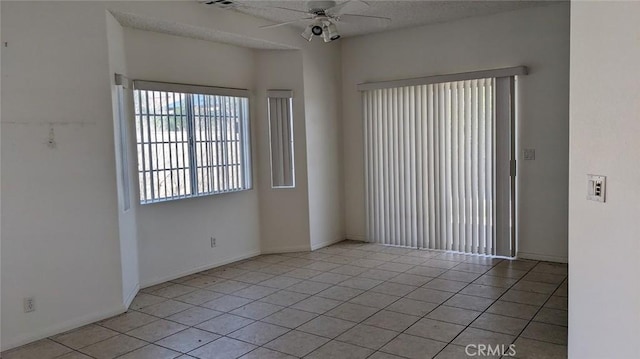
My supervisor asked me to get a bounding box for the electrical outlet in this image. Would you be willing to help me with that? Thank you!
[24,297,35,313]
[210,237,216,248]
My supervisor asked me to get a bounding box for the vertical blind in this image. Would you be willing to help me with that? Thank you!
[363,78,496,255]
[267,90,295,188]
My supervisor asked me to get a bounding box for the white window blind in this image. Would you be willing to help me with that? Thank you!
[267,90,295,188]
[133,81,252,204]
[363,79,497,255]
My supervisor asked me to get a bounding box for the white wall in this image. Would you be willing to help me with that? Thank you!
[1,1,345,350]
[123,28,262,286]
[302,43,345,250]
[254,50,312,253]
[106,12,140,307]
[1,2,125,349]
[341,3,570,261]
[109,1,345,255]
[254,47,346,254]
[568,2,640,357]
[111,0,345,268]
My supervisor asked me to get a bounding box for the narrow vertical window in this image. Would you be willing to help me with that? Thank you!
[267,90,295,188]
[115,83,131,211]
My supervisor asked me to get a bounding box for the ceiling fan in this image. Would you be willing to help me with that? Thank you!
[203,0,391,42]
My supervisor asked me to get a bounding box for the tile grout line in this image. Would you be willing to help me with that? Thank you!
[27,242,565,359]
[181,245,559,358]
[430,259,542,359]
[436,262,568,358]
[372,253,512,359]
[226,244,414,358]
[126,275,559,358]
[257,250,509,359]
[218,248,457,358]
[140,250,507,358]
[508,277,568,347]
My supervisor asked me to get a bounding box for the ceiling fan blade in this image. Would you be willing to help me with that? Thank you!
[270,6,311,15]
[338,13,391,26]
[326,0,370,17]
[259,17,314,29]
[337,14,391,27]
[202,1,310,16]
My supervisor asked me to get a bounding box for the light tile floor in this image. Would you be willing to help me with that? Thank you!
[2,241,568,359]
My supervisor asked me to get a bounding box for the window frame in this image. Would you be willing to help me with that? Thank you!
[132,80,253,204]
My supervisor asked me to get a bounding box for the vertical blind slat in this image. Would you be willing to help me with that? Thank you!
[451,82,460,252]
[390,88,397,246]
[471,80,478,253]
[376,89,381,243]
[427,85,435,249]
[438,83,446,250]
[409,86,417,248]
[459,81,468,253]
[372,91,379,243]
[465,80,482,253]
[399,87,406,246]
[383,89,390,243]
[488,79,496,254]
[414,86,421,248]
[380,91,384,241]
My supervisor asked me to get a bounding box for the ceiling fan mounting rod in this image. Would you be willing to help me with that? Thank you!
[312,9,328,17]
[308,0,337,14]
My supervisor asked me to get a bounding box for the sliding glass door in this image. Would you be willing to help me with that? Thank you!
[362,76,516,257]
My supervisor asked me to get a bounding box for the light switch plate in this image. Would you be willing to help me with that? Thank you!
[523,149,536,160]
[587,174,606,202]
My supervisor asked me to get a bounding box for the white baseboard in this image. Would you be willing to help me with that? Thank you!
[345,234,366,242]
[123,283,140,309]
[261,244,311,254]
[140,250,261,288]
[311,237,344,251]
[518,251,568,264]
[6,238,382,352]
[1,305,127,352]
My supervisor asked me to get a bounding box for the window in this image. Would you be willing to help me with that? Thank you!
[133,80,252,204]
[267,90,295,188]
[115,83,131,211]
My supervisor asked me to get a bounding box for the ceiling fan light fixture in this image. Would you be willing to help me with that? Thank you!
[322,26,331,42]
[291,2,356,43]
[325,22,340,41]
[301,25,314,41]
[311,24,324,36]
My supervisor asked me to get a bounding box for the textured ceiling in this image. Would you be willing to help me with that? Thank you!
[111,10,295,50]
[112,1,556,50]
[222,0,555,37]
